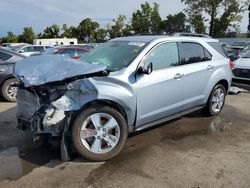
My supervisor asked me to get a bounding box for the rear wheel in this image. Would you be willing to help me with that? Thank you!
[0,78,19,102]
[203,84,226,116]
[72,105,128,161]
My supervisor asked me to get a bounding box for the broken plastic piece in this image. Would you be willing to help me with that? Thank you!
[43,107,66,128]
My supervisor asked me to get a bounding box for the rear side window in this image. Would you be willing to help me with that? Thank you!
[178,42,212,65]
[0,51,12,61]
[208,42,227,57]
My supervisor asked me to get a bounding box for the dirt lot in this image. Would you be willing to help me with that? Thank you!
[0,93,250,188]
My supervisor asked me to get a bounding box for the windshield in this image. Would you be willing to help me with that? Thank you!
[232,42,247,47]
[80,41,146,71]
[11,45,26,52]
[242,50,250,58]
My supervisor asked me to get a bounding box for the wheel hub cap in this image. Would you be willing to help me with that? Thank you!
[211,88,225,113]
[80,113,120,154]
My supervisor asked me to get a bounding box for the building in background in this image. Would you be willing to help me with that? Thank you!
[33,38,78,46]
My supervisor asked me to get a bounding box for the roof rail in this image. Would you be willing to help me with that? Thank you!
[171,32,212,38]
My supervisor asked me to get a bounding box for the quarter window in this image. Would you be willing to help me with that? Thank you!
[143,42,179,70]
[178,42,212,65]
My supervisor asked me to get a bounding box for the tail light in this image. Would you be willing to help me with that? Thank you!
[229,60,234,71]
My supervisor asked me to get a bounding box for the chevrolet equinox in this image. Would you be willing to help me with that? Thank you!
[14,36,232,161]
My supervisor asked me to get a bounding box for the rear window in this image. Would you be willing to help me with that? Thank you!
[208,42,227,57]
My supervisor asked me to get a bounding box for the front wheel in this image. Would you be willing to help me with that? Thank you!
[72,105,128,161]
[203,84,226,116]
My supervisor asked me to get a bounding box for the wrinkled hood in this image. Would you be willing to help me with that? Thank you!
[14,55,107,87]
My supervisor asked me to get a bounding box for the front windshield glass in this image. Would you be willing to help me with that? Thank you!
[242,50,250,58]
[232,42,247,47]
[80,41,147,71]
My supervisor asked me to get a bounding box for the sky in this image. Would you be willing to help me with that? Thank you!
[0,0,249,37]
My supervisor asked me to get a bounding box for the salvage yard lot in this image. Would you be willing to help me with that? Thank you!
[0,93,250,188]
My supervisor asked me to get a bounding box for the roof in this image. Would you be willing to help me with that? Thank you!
[111,35,219,43]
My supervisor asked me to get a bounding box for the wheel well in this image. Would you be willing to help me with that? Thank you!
[75,99,128,124]
[216,79,229,92]
[0,77,15,87]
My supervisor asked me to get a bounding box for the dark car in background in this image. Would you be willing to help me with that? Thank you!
[0,48,25,101]
[55,46,92,59]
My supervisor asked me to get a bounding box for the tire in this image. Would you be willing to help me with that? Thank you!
[203,84,226,116]
[0,78,19,102]
[72,105,128,161]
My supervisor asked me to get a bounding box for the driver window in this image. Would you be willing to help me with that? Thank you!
[143,42,179,70]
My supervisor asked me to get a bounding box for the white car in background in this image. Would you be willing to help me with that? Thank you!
[14,45,49,57]
[233,50,250,81]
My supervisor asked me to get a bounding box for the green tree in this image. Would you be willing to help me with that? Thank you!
[151,3,162,34]
[36,32,43,38]
[131,2,153,34]
[94,28,108,42]
[182,0,247,37]
[109,15,132,38]
[77,18,100,43]
[61,24,78,38]
[189,13,206,34]
[5,32,18,43]
[43,24,60,38]
[18,27,35,43]
[161,12,190,34]
[131,2,162,34]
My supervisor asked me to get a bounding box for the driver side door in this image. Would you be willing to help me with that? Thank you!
[136,42,184,128]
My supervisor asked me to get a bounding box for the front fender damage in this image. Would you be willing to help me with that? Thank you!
[17,78,99,161]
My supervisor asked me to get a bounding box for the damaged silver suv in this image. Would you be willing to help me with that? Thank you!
[14,36,232,161]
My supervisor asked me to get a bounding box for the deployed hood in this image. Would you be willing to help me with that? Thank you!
[14,55,107,87]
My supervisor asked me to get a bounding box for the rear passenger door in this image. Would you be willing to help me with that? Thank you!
[177,42,214,111]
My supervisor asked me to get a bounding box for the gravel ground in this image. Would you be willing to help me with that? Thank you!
[0,93,249,188]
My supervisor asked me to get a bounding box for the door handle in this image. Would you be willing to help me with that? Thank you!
[207,65,214,70]
[0,69,5,73]
[174,73,184,80]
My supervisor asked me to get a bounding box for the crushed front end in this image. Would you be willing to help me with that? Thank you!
[16,84,69,136]
[14,55,108,161]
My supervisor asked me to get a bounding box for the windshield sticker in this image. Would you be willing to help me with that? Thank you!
[128,42,145,47]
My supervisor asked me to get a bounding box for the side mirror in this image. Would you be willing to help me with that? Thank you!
[138,62,153,75]
[19,50,24,53]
